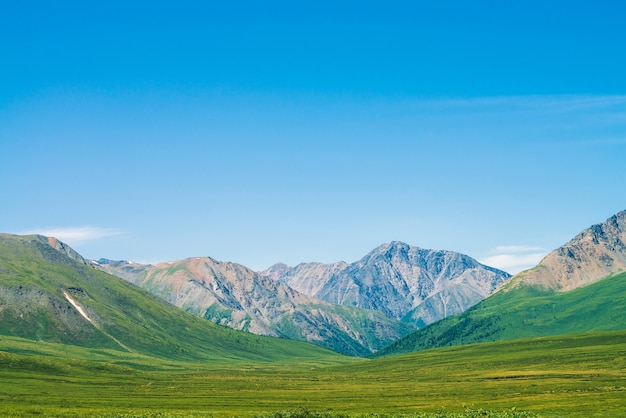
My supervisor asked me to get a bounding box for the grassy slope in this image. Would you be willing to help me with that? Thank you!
[0,234,348,364]
[0,331,624,417]
[375,270,626,357]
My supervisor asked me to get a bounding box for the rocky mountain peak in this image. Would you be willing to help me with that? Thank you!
[270,242,511,325]
[375,241,412,252]
[259,262,292,281]
[366,241,413,259]
[509,209,626,292]
[28,234,89,265]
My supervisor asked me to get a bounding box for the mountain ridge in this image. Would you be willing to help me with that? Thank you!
[97,255,415,356]
[0,233,345,363]
[503,210,626,292]
[263,241,511,327]
[375,210,626,356]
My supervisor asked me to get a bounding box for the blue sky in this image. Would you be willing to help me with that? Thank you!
[1,1,625,273]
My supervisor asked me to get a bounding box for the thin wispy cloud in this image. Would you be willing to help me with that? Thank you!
[19,226,125,244]
[479,245,549,275]
[493,245,547,253]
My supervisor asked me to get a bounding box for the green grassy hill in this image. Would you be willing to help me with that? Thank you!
[375,270,626,357]
[0,233,348,364]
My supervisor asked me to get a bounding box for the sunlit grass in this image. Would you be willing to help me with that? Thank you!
[1,331,625,417]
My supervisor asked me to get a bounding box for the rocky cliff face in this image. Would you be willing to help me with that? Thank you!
[98,257,414,356]
[261,261,348,296]
[507,210,626,292]
[266,242,511,327]
[39,235,88,265]
[259,262,291,282]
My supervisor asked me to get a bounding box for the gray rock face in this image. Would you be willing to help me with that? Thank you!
[261,261,348,296]
[259,262,291,282]
[509,210,626,291]
[268,242,511,326]
[98,257,414,356]
[92,241,512,353]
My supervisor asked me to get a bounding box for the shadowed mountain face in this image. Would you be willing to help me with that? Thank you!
[262,242,511,327]
[375,210,626,356]
[97,257,415,356]
[0,234,345,363]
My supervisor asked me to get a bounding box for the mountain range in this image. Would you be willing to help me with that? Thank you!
[95,256,413,356]
[97,242,509,355]
[0,233,339,363]
[262,242,511,327]
[376,210,626,356]
[2,209,625,362]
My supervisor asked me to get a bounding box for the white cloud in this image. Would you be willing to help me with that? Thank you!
[493,245,546,253]
[479,245,549,275]
[19,226,124,244]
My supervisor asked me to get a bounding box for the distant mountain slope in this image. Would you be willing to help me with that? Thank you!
[0,234,346,363]
[98,257,414,356]
[261,261,348,296]
[264,242,511,327]
[259,262,292,282]
[375,210,626,356]
[507,210,626,291]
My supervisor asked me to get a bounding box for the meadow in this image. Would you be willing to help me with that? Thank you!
[1,331,625,417]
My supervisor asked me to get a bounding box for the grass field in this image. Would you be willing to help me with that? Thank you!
[1,331,625,417]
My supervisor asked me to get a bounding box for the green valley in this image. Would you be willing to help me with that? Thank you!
[2,210,626,417]
[1,331,625,417]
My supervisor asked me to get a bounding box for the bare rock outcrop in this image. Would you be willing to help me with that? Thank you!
[507,210,626,292]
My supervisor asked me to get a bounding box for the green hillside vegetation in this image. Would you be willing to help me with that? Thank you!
[375,270,626,357]
[0,234,347,364]
[1,331,625,416]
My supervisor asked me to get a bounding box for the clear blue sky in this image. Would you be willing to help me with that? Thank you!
[1,1,625,273]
